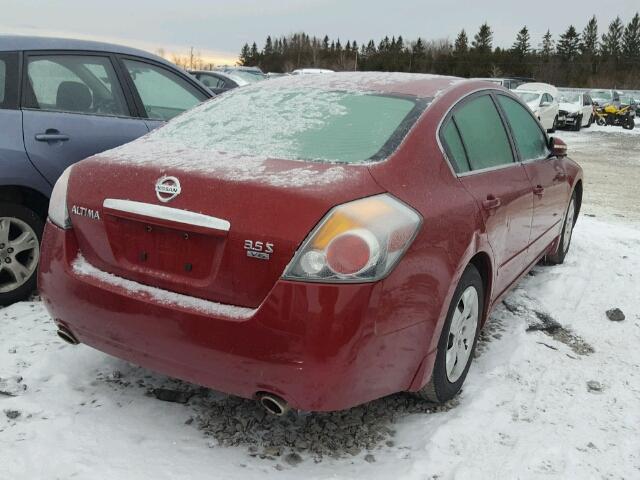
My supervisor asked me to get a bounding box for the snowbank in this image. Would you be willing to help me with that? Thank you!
[1,216,639,479]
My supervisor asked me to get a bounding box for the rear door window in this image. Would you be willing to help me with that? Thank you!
[25,55,129,117]
[122,59,206,121]
[497,95,549,161]
[450,94,514,171]
[441,119,471,173]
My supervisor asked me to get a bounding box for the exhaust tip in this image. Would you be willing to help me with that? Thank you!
[257,393,289,416]
[57,327,79,345]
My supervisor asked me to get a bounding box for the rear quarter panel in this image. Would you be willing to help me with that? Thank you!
[367,82,495,358]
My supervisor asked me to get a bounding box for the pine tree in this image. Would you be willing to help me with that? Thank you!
[580,15,598,57]
[557,25,580,61]
[322,35,329,51]
[454,29,469,55]
[622,13,640,59]
[601,16,624,58]
[512,26,531,57]
[472,23,493,53]
[540,29,554,61]
[264,36,273,55]
[366,40,376,56]
[250,42,259,62]
[239,43,251,65]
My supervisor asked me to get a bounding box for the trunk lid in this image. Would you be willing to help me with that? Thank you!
[67,146,383,308]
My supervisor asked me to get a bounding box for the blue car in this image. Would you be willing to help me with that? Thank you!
[0,36,212,305]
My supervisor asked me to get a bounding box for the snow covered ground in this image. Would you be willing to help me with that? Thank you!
[1,129,640,479]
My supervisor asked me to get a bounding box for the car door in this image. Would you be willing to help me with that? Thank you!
[582,94,593,124]
[538,93,553,129]
[496,94,569,264]
[440,92,533,298]
[21,52,149,185]
[117,57,209,131]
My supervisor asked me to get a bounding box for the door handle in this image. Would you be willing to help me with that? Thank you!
[533,185,545,196]
[482,195,502,211]
[35,129,70,142]
[555,172,568,182]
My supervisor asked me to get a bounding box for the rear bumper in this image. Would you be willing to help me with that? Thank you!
[38,222,431,411]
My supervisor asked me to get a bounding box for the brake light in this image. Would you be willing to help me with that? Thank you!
[282,194,422,283]
[48,166,73,229]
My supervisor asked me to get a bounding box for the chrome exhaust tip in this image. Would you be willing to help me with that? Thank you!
[57,327,79,345]
[257,393,290,416]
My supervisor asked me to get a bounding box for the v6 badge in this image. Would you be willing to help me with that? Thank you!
[244,240,274,260]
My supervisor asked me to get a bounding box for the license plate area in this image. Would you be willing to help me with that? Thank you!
[105,215,221,282]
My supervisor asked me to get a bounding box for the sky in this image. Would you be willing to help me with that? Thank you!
[1,0,638,65]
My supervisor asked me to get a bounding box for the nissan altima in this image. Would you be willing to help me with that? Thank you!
[38,73,583,413]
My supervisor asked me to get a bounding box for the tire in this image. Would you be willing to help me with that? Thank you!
[0,203,44,306]
[623,118,635,130]
[585,114,593,128]
[548,115,558,133]
[573,115,582,131]
[596,116,606,126]
[417,264,484,403]
[545,192,577,265]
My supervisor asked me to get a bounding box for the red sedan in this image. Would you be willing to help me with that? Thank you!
[38,73,582,414]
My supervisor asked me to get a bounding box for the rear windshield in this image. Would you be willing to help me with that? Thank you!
[559,92,581,103]
[150,87,426,164]
[515,92,539,103]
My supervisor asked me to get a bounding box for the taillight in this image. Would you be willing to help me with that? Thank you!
[48,166,73,229]
[282,194,422,283]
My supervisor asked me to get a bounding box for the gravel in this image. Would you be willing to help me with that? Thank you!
[191,392,459,461]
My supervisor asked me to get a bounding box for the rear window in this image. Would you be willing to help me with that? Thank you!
[150,87,426,164]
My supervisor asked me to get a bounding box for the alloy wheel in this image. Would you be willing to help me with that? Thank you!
[445,286,479,383]
[0,217,40,294]
[563,198,575,254]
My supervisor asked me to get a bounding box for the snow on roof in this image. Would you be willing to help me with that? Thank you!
[258,71,463,97]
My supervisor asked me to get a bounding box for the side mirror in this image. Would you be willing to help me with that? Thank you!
[549,137,568,158]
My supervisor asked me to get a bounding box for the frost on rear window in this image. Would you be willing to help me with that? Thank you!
[147,87,420,164]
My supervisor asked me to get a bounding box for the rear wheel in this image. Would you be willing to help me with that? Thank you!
[417,265,483,403]
[623,117,635,130]
[546,192,576,265]
[0,203,43,306]
[585,114,593,128]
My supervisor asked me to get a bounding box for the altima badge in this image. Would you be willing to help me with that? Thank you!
[71,205,101,220]
[155,176,181,203]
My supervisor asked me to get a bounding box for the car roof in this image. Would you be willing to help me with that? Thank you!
[0,35,173,66]
[253,72,467,98]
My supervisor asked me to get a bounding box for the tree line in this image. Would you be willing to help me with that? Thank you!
[238,13,640,89]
